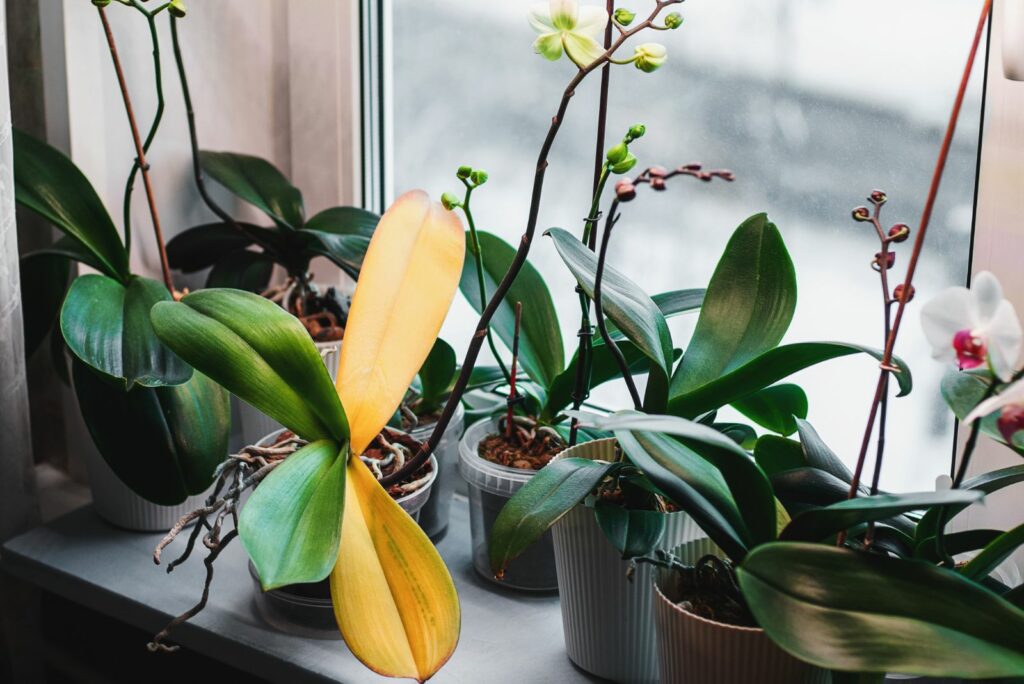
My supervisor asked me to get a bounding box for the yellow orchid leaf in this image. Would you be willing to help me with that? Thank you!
[336,190,465,454]
[331,457,460,681]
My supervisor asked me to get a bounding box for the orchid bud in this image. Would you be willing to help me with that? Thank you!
[168,0,187,17]
[851,206,871,222]
[626,124,646,142]
[874,252,896,270]
[633,43,668,73]
[456,165,473,180]
[470,169,489,186]
[664,12,684,29]
[888,223,910,243]
[894,283,914,302]
[611,153,638,174]
[649,166,669,178]
[613,8,636,26]
[441,192,461,211]
[92,0,112,6]
[615,179,637,201]
[870,189,888,205]
[651,177,667,191]
[997,405,1024,445]
[606,142,629,165]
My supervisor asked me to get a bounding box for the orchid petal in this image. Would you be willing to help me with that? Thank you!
[575,6,610,37]
[972,271,1005,323]
[528,2,556,32]
[550,0,579,30]
[533,32,565,61]
[985,300,1023,381]
[965,378,1024,424]
[921,287,973,361]
[563,31,605,68]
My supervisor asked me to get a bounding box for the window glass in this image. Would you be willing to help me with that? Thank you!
[392,0,984,491]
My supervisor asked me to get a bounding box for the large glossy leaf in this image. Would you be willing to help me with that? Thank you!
[547,227,673,383]
[165,222,261,272]
[738,542,1024,678]
[671,213,796,398]
[460,231,564,389]
[240,440,346,589]
[603,288,706,339]
[588,411,776,547]
[594,502,667,559]
[72,359,228,505]
[199,150,304,229]
[205,249,275,293]
[23,235,110,273]
[732,384,808,436]
[302,206,379,279]
[489,457,620,575]
[668,342,912,419]
[779,490,983,542]
[914,529,1004,562]
[960,522,1024,581]
[753,435,806,477]
[151,289,346,441]
[13,129,128,280]
[19,251,70,358]
[337,191,464,454]
[305,206,379,238]
[417,338,457,409]
[795,418,854,483]
[332,457,460,681]
[941,369,1024,455]
[60,275,191,388]
[915,464,1024,542]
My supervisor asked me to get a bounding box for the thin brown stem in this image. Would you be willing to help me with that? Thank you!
[507,302,523,440]
[99,7,174,293]
[845,0,990,502]
[380,0,684,487]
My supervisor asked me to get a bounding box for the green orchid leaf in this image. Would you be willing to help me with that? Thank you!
[300,207,379,279]
[304,206,379,238]
[489,457,619,576]
[668,342,912,419]
[60,275,192,388]
[19,251,70,358]
[732,384,808,436]
[461,231,564,390]
[547,228,673,389]
[738,542,1024,679]
[13,129,128,280]
[542,339,650,422]
[941,369,1024,455]
[604,288,706,339]
[914,529,1005,563]
[779,490,983,543]
[72,358,229,505]
[590,411,776,548]
[713,422,758,449]
[466,365,506,390]
[199,150,305,229]
[150,289,346,441]
[614,428,749,562]
[23,235,110,273]
[671,213,796,399]
[239,440,347,590]
[960,522,1024,581]
[915,464,1024,542]
[753,435,806,477]
[594,502,667,559]
[795,418,854,483]
[417,338,457,409]
[205,249,275,293]
[166,222,263,272]
[770,467,852,508]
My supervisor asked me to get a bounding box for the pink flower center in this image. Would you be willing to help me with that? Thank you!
[997,405,1024,445]
[953,329,986,370]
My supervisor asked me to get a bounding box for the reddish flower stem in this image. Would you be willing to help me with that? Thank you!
[507,302,523,441]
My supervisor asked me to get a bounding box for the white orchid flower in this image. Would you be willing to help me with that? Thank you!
[964,377,1024,444]
[529,0,608,69]
[921,271,1022,381]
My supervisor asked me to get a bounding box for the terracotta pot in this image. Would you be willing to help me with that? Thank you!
[654,538,829,684]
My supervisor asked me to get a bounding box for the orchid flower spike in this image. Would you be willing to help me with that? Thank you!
[921,271,1022,381]
[529,0,608,69]
[964,378,1024,445]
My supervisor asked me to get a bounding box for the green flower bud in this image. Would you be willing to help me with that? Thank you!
[606,142,629,165]
[626,124,646,142]
[441,192,461,211]
[611,153,638,175]
[634,43,668,73]
[92,0,112,6]
[664,12,683,29]
[456,165,473,180]
[168,0,187,17]
[613,8,636,26]
[470,169,489,186]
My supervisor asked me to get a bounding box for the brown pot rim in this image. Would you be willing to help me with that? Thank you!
[654,579,764,634]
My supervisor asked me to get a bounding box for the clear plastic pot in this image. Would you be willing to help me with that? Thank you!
[458,418,558,592]
[410,402,465,542]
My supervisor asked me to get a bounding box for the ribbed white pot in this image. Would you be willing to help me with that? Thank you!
[654,538,829,684]
[551,438,701,684]
[81,441,211,532]
[236,339,341,447]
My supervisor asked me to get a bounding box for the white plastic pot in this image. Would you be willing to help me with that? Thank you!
[551,438,700,683]
[410,402,465,541]
[458,417,559,591]
[654,538,829,684]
